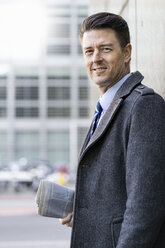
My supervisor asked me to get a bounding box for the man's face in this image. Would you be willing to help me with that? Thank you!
[82,29,131,92]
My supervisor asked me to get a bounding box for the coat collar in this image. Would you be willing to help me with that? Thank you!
[79,71,144,161]
[115,71,144,99]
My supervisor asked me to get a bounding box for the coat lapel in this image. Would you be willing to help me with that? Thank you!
[79,71,144,160]
[87,98,123,146]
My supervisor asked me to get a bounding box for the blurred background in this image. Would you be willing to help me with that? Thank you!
[0,0,164,247]
[0,0,90,192]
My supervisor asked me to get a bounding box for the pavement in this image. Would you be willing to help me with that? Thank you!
[0,192,71,248]
[0,240,70,248]
[0,192,37,216]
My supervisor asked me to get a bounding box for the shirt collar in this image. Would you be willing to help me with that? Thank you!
[99,73,132,113]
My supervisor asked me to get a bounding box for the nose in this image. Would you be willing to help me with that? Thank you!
[92,50,102,63]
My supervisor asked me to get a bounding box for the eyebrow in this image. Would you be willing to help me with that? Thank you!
[100,43,114,47]
[83,43,114,50]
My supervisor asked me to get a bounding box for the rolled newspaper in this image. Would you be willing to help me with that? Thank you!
[36,179,74,218]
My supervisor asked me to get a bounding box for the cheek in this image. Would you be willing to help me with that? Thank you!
[112,57,123,70]
[85,61,91,72]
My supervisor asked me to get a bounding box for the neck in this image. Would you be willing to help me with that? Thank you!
[99,68,130,96]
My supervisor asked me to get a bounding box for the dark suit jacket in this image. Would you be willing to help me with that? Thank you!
[70,71,165,248]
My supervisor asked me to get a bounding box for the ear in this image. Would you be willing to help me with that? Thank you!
[124,43,132,63]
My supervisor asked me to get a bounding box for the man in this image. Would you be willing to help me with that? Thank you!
[61,12,165,247]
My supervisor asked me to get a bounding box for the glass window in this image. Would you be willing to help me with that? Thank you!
[0,107,7,117]
[16,87,39,100]
[79,86,88,100]
[79,107,89,118]
[14,67,39,77]
[77,23,81,36]
[48,87,70,100]
[47,130,69,167]
[77,127,88,153]
[0,132,7,146]
[47,45,70,55]
[77,5,88,18]
[47,5,71,18]
[15,75,39,80]
[48,23,70,38]
[0,87,7,100]
[15,131,39,161]
[78,67,88,80]
[16,107,39,118]
[15,76,39,84]
[47,67,70,80]
[0,132,8,167]
[15,131,39,147]
[48,107,70,118]
[14,67,39,83]
[0,75,8,83]
[78,44,83,55]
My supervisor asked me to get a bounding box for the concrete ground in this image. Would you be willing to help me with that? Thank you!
[0,192,71,248]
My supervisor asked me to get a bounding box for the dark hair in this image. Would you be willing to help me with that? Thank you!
[79,12,130,49]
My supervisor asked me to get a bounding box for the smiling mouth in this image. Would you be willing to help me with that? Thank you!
[92,67,107,73]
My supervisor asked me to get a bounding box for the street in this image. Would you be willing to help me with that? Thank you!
[0,193,71,248]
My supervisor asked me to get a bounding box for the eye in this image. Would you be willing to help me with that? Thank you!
[84,49,93,55]
[102,47,112,52]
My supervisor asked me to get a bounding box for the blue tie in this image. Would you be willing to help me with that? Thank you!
[82,101,103,150]
[90,101,103,136]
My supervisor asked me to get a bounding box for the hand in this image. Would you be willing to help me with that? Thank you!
[59,212,73,227]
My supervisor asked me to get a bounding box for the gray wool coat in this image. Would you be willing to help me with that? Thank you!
[70,71,165,248]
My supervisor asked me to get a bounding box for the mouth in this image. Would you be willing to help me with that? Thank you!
[92,67,107,73]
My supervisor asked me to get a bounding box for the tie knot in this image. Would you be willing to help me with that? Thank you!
[96,101,103,115]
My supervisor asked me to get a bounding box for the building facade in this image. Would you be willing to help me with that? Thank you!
[0,0,90,173]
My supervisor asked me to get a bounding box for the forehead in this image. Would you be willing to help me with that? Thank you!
[82,28,120,48]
